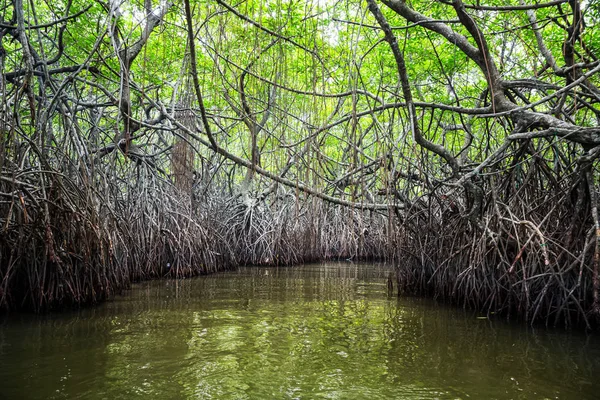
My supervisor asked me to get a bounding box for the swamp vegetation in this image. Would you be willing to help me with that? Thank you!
[0,0,600,329]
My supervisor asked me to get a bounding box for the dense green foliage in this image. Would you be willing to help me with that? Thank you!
[1,0,600,327]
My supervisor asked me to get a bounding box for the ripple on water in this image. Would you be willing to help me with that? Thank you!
[0,262,599,399]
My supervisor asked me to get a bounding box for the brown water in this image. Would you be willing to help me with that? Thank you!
[0,263,599,399]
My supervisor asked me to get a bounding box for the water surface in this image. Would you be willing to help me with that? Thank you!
[1,263,599,399]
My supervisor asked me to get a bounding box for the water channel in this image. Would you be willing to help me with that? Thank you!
[1,263,599,399]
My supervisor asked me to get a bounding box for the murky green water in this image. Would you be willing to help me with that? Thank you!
[1,263,599,399]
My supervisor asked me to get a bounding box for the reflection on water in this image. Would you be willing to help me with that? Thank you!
[1,263,599,399]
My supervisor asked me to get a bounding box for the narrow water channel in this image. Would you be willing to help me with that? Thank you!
[0,263,598,399]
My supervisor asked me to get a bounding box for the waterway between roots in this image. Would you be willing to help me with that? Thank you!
[1,262,599,399]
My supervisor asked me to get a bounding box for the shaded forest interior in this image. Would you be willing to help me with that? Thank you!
[1,0,600,329]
